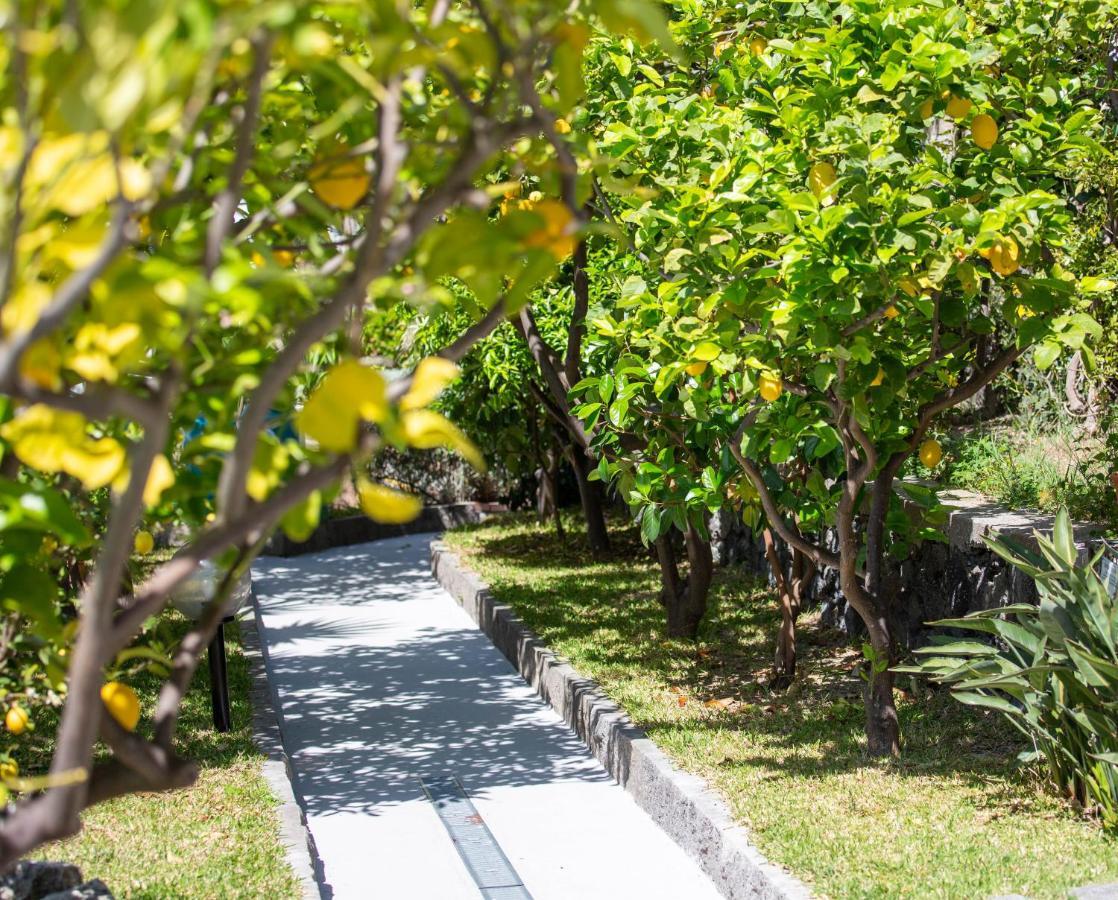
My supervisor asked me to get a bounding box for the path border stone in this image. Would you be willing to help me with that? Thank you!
[238,590,322,900]
[429,539,813,900]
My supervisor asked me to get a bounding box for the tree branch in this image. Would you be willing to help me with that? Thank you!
[728,417,839,570]
[204,31,273,275]
[0,205,133,389]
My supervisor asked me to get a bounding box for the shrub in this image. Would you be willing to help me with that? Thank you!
[903,511,1118,828]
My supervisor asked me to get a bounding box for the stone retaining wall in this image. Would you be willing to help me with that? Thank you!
[709,489,1101,649]
[261,501,496,557]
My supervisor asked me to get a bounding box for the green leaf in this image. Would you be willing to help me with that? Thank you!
[1033,341,1061,370]
[281,490,322,543]
[0,564,59,635]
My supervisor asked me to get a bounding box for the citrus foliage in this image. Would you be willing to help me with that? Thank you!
[0,0,669,859]
[569,0,1115,749]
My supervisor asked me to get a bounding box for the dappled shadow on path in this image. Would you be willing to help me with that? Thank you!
[252,538,609,822]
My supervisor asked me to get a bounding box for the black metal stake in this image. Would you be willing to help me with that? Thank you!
[207,617,232,733]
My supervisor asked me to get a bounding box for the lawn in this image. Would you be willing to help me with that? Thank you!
[445,512,1118,900]
[22,612,298,899]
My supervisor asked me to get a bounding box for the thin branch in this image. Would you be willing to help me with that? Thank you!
[728,417,839,570]
[109,449,356,656]
[11,381,161,429]
[0,205,133,389]
[565,237,589,387]
[842,302,896,338]
[385,294,511,404]
[204,31,273,275]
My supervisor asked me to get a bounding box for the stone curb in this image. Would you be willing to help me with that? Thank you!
[238,590,322,900]
[430,539,813,900]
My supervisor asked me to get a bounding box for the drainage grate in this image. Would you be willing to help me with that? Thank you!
[420,776,533,900]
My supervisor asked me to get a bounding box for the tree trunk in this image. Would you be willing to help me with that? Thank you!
[654,524,713,639]
[565,445,610,553]
[863,612,900,757]
[763,529,796,687]
[542,446,564,539]
[837,484,900,756]
[764,531,815,689]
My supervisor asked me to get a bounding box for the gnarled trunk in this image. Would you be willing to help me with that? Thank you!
[654,524,713,639]
[763,530,815,689]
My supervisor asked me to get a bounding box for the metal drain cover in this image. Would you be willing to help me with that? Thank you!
[421,776,533,900]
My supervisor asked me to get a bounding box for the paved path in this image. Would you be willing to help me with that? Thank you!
[252,536,724,900]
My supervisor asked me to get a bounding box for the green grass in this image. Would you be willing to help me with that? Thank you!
[21,613,299,899]
[445,512,1118,900]
[911,426,1118,529]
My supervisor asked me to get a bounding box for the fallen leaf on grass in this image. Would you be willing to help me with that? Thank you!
[703,697,735,710]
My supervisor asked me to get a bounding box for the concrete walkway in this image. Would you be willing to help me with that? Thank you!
[252,536,725,900]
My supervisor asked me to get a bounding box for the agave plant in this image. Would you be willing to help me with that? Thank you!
[899,510,1118,829]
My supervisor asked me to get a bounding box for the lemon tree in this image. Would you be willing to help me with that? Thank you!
[581,0,1114,754]
[0,0,668,863]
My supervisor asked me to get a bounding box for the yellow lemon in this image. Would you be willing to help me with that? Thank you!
[971,114,998,150]
[101,682,141,732]
[919,99,934,120]
[523,200,577,261]
[919,439,943,469]
[945,95,972,120]
[749,37,768,56]
[870,368,885,387]
[133,530,154,555]
[685,361,709,377]
[0,760,17,780]
[808,162,836,204]
[5,706,28,736]
[979,235,1020,276]
[759,373,783,402]
[309,150,370,210]
[273,249,296,268]
[884,305,900,319]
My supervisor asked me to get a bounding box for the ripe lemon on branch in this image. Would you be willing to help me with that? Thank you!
[971,114,998,150]
[945,95,972,120]
[759,373,783,402]
[5,706,28,735]
[309,146,370,210]
[919,439,943,469]
[101,682,141,732]
[134,530,154,555]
